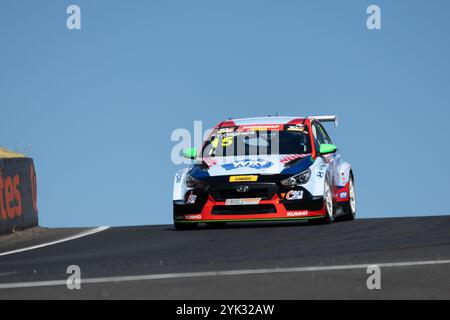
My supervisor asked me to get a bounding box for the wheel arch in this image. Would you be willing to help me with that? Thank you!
[173,168,190,201]
[335,161,352,187]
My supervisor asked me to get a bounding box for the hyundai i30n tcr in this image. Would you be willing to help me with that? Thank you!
[173,115,355,230]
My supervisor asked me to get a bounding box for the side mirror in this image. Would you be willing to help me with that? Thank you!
[319,144,337,155]
[183,147,197,159]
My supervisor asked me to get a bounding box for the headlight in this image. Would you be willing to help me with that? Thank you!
[280,169,311,186]
[185,174,206,189]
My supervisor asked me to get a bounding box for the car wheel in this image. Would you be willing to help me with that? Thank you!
[340,174,356,221]
[310,176,334,225]
[174,222,198,230]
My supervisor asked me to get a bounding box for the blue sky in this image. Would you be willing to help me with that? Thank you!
[1,0,449,227]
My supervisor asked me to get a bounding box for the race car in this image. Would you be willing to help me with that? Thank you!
[172,115,356,230]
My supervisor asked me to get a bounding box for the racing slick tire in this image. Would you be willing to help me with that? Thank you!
[310,175,334,225]
[174,222,198,230]
[338,174,356,221]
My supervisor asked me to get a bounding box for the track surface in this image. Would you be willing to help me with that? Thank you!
[1,216,450,299]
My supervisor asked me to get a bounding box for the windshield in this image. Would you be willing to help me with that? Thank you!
[202,126,311,157]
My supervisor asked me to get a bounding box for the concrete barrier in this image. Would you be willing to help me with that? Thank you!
[0,158,38,235]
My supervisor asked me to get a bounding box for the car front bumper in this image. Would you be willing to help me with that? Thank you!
[173,184,327,223]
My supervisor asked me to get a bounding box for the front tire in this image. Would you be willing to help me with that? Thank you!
[310,176,334,225]
[340,174,356,221]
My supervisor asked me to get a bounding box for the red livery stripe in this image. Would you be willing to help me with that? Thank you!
[280,154,308,164]
[203,158,217,168]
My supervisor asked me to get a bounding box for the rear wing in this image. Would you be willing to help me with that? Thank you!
[309,115,338,127]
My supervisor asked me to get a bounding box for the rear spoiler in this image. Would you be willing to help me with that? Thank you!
[308,115,338,127]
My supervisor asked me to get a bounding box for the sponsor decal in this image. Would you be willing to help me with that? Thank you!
[340,192,348,199]
[225,198,261,206]
[222,159,272,170]
[216,127,234,134]
[184,214,202,220]
[0,170,22,220]
[238,124,284,131]
[317,171,324,178]
[285,190,303,200]
[217,131,256,138]
[286,125,306,132]
[175,171,183,183]
[229,175,258,182]
[287,210,309,217]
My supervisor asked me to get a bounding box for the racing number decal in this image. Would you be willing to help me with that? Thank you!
[221,136,233,147]
[211,136,233,148]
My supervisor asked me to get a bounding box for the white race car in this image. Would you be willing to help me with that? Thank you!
[173,115,355,230]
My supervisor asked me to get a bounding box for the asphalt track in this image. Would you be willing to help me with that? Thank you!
[0,215,450,299]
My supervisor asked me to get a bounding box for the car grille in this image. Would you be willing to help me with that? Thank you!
[212,204,277,215]
[218,189,269,200]
[209,183,278,201]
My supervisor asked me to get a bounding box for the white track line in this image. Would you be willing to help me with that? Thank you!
[1,258,450,290]
[0,226,110,257]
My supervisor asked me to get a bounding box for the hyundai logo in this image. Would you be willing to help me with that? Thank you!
[236,185,249,193]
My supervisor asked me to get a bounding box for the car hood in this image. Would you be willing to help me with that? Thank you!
[190,154,313,178]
